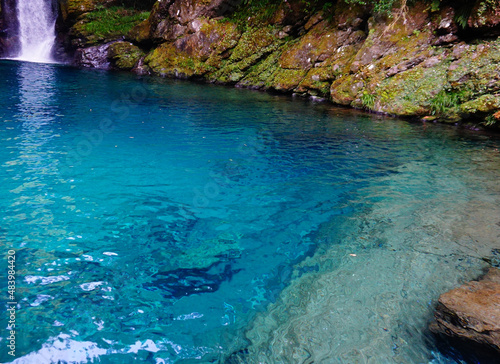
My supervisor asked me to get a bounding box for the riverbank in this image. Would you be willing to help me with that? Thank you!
[3,0,500,129]
[3,0,498,130]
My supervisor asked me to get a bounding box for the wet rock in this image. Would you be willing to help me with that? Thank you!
[0,0,20,57]
[430,268,500,352]
[386,56,425,77]
[421,56,441,68]
[305,12,323,31]
[132,56,150,75]
[60,0,500,127]
[436,6,458,35]
[75,42,112,69]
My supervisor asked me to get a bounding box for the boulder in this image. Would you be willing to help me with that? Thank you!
[74,42,112,69]
[430,268,500,352]
[108,41,144,70]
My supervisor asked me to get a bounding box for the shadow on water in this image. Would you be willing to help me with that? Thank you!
[432,333,500,364]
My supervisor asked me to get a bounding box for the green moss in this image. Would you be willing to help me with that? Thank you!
[271,68,307,92]
[80,6,149,41]
[372,61,451,117]
[108,41,144,69]
[484,111,500,127]
[223,0,282,31]
[213,26,282,83]
[360,91,376,109]
[237,49,282,88]
[460,94,500,114]
[145,43,212,78]
[330,74,359,106]
[229,26,279,62]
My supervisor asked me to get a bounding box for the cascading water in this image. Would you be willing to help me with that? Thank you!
[15,0,57,63]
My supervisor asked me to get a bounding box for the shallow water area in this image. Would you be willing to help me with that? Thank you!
[0,60,499,363]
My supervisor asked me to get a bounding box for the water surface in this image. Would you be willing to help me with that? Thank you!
[0,60,499,363]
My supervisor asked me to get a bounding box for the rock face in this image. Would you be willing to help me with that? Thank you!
[75,42,112,69]
[431,268,500,352]
[0,0,20,57]
[58,0,500,128]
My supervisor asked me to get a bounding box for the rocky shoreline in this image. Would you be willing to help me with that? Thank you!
[1,0,500,360]
[2,0,500,130]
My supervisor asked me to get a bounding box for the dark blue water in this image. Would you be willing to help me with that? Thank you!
[0,60,499,363]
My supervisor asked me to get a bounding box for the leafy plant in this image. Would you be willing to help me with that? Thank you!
[361,91,376,109]
[429,90,462,115]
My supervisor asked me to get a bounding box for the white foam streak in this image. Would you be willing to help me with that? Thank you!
[15,0,57,63]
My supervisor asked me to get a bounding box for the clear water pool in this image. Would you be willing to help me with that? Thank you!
[0,60,499,363]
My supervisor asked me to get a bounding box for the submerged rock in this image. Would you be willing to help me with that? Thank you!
[430,268,500,352]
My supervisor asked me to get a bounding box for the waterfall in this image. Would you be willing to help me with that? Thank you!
[15,0,57,63]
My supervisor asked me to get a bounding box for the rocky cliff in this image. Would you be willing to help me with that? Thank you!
[8,0,500,128]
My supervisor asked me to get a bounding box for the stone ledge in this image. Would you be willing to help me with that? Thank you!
[430,268,500,352]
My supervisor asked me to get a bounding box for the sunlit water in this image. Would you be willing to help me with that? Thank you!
[0,60,499,363]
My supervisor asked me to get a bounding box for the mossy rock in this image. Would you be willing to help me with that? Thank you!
[213,27,282,84]
[297,66,339,96]
[279,21,363,71]
[374,62,450,117]
[71,6,150,46]
[228,26,279,63]
[236,49,283,89]
[460,94,500,114]
[145,43,211,78]
[108,41,144,70]
[200,19,241,58]
[330,74,363,106]
[447,40,500,97]
[174,18,241,62]
[62,0,103,21]
[271,68,307,92]
[128,18,152,44]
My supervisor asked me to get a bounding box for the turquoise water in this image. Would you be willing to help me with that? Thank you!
[0,60,499,363]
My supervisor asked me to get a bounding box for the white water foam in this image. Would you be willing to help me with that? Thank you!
[15,0,57,63]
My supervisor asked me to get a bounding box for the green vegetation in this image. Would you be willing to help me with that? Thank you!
[429,90,463,115]
[113,0,157,11]
[486,109,500,126]
[82,6,149,39]
[223,0,282,30]
[361,91,376,109]
[344,0,399,13]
